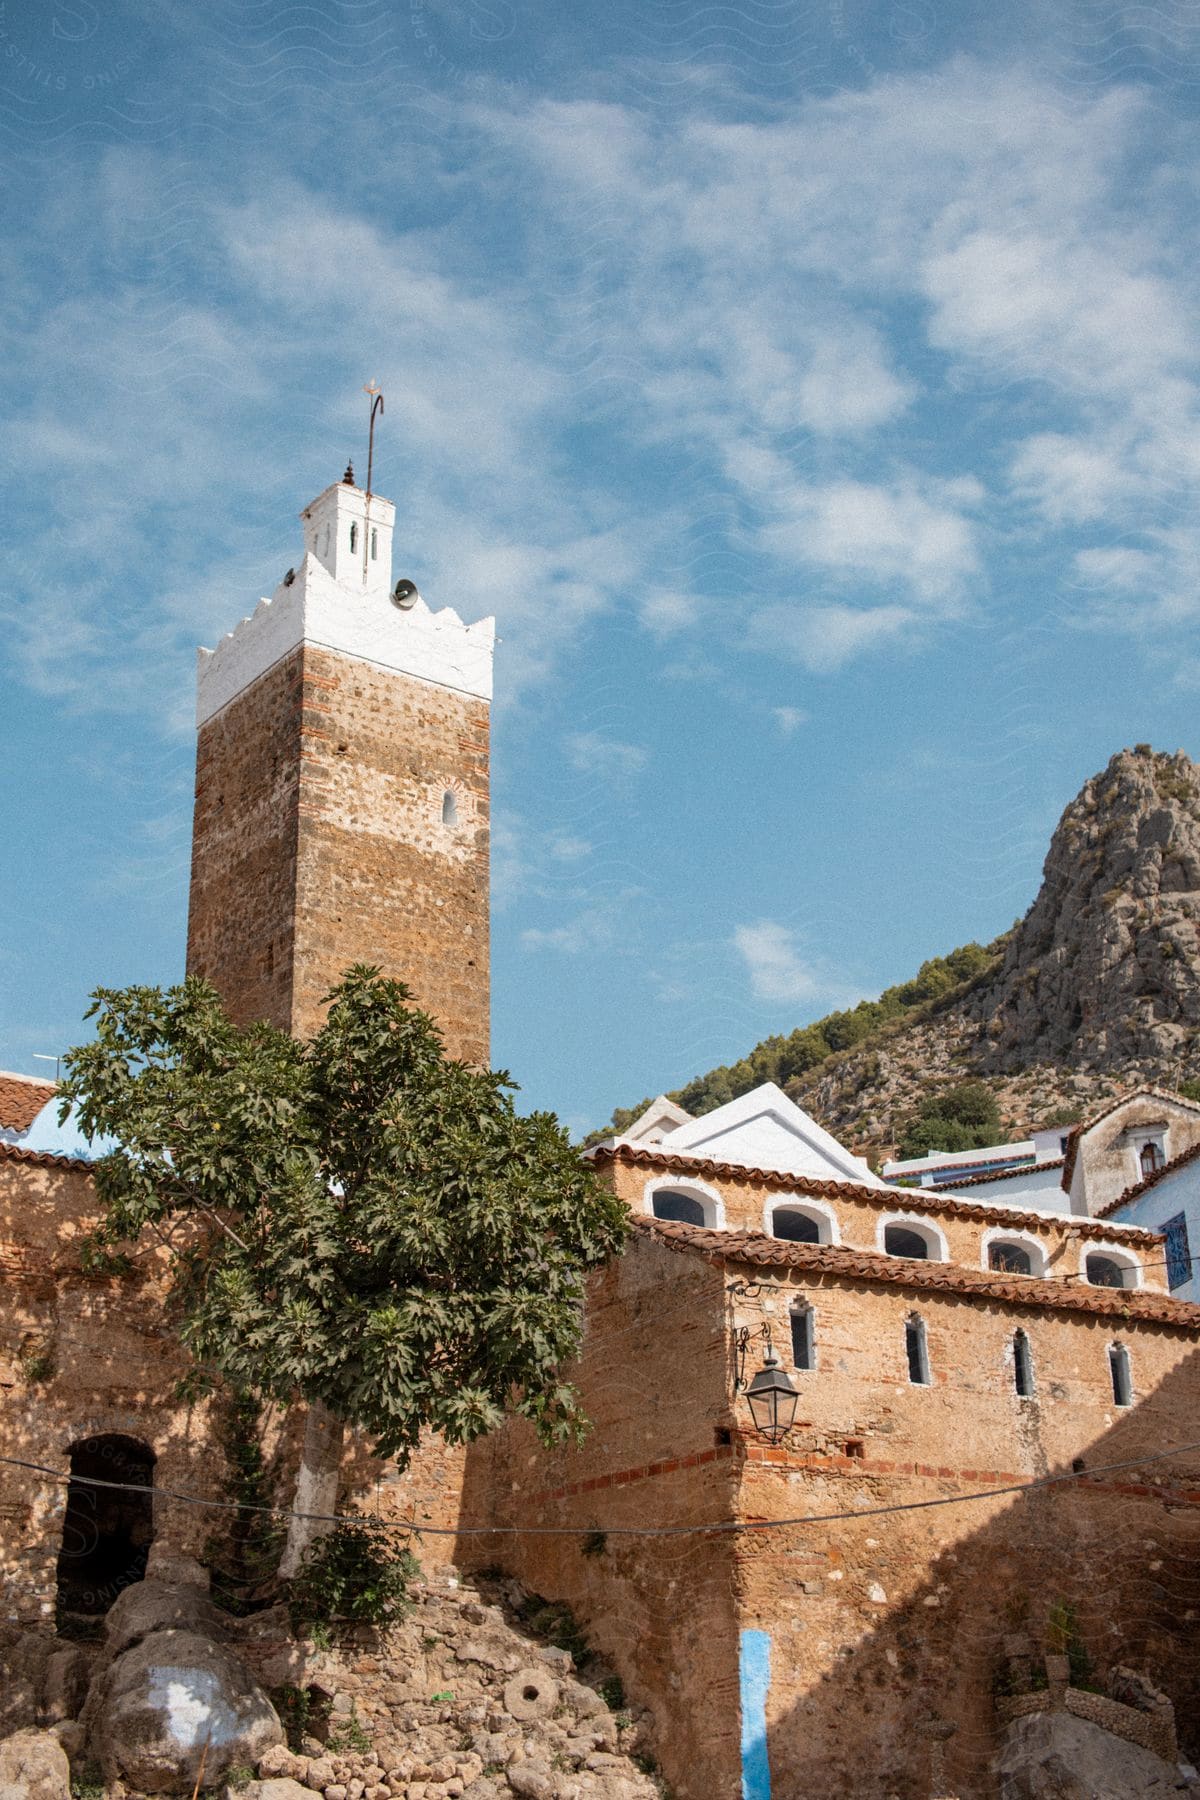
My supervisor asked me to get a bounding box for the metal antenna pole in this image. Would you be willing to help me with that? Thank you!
[362,382,383,582]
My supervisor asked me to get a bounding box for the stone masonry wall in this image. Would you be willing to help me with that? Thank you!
[187,644,490,1062]
[724,1262,1200,1798]
[187,646,302,1032]
[463,1236,745,1799]
[290,645,489,1061]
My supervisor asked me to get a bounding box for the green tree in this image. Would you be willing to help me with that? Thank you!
[61,967,628,1576]
[897,1081,1003,1160]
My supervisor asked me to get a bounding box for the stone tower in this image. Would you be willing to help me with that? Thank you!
[186,467,494,1062]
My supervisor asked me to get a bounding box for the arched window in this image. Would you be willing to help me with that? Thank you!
[886,1225,931,1260]
[770,1207,822,1244]
[1086,1253,1132,1289]
[990,1242,1033,1276]
[370,527,378,561]
[791,1303,815,1371]
[1109,1343,1132,1408]
[1013,1329,1034,1398]
[651,1190,706,1225]
[1140,1140,1164,1178]
[349,521,358,553]
[56,1435,155,1624]
[905,1315,931,1386]
[442,790,459,827]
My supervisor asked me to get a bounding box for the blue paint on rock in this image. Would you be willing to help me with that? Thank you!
[740,1627,771,1800]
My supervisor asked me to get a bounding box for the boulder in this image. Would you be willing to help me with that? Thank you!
[104,1578,233,1658]
[144,1546,211,1592]
[0,1728,70,1800]
[0,1632,56,1736]
[996,1711,1189,1798]
[243,1782,323,1800]
[39,1648,89,1726]
[87,1627,283,1792]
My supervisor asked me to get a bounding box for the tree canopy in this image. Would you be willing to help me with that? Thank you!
[62,967,628,1467]
[895,1080,1003,1160]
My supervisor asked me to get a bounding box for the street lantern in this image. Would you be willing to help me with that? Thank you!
[745,1344,799,1443]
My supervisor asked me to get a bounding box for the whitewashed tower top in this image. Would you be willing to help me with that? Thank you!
[196,469,495,725]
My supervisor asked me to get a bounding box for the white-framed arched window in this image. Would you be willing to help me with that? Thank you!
[764,1196,839,1246]
[878,1213,948,1264]
[643,1175,724,1230]
[1083,1244,1143,1290]
[982,1229,1048,1279]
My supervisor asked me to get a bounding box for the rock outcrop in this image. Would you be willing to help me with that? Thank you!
[790,747,1200,1152]
[996,1710,1195,1798]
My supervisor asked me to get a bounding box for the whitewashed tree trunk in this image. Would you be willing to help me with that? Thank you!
[279,1399,345,1578]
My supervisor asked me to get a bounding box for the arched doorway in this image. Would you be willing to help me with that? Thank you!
[56,1434,155,1623]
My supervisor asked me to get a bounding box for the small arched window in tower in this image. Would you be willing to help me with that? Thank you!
[791,1302,815,1371]
[905,1314,931,1386]
[371,527,378,561]
[1109,1342,1132,1408]
[349,522,358,554]
[1140,1139,1164,1179]
[442,790,459,828]
[651,1190,707,1225]
[1013,1329,1034,1398]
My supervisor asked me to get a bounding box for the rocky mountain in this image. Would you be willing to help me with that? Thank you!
[598,746,1200,1159]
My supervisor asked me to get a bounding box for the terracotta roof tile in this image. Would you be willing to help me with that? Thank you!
[629,1214,1200,1329]
[1097,1137,1200,1219]
[0,1073,55,1134]
[594,1143,1156,1242]
[941,1159,1065,1190]
[0,1141,91,1172]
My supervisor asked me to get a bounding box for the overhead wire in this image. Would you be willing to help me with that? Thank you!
[5,1434,1200,1540]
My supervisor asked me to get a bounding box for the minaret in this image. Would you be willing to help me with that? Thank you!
[185,464,494,1063]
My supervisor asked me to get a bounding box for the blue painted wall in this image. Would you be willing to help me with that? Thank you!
[739,1627,772,1800]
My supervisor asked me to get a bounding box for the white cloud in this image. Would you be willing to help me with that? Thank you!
[750,602,918,673]
[733,921,826,1006]
[566,731,647,777]
[772,706,807,735]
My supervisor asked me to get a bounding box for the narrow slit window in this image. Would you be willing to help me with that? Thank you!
[349,522,358,553]
[905,1315,931,1386]
[790,1305,815,1371]
[371,527,378,561]
[1013,1329,1034,1398]
[442,790,459,827]
[1109,1343,1132,1408]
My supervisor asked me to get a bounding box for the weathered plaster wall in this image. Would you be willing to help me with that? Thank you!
[1071,1094,1200,1213]
[602,1155,1165,1289]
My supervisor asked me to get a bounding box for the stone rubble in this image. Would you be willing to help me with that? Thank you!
[237,1569,664,1800]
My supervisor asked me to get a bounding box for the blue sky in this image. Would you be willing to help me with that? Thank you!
[3,1,1200,1135]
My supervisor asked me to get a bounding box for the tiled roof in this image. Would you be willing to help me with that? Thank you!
[1060,1087,1200,1191]
[1097,1138,1200,1219]
[0,1073,55,1134]
[943,1159,1065,1190]
[594,1143,1156,1241]
[0,1141,91,1172]
[629,1215,1200,1328]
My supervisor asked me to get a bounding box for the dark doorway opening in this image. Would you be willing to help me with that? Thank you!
[56,1434,155,1623]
